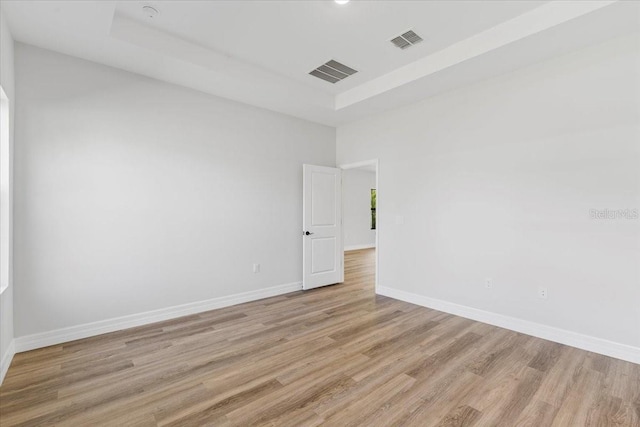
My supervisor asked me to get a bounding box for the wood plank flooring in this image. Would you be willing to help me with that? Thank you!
[1,248,639,426]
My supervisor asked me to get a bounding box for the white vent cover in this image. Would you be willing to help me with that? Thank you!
[309,60,358,84]
[391,30,423,50]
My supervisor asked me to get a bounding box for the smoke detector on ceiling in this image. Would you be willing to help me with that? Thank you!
[309,60,358,84]
[390,30,423,50]
[142,5,159,19]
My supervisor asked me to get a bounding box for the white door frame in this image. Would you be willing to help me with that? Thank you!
[339,159,379,291]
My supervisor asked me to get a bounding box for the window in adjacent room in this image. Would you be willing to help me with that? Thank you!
[371,188,376,230]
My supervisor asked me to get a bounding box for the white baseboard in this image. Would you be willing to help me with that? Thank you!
[377,285,640,365]
[15,281,302,353]
[344,244,376,251]
[0,339,15,385]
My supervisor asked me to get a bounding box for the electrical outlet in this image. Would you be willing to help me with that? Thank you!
[484,278,493,289]
[538,287,548,299]
[253,263,260,274]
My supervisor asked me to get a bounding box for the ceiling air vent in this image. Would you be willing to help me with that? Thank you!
[390,30,423,50]
[309,60,358,84]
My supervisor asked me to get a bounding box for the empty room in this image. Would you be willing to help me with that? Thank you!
[0,0,639,426]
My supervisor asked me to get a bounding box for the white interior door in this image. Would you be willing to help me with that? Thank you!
[303,164,343,290]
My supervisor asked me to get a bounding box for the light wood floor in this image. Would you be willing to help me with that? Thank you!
[1,249,639,426]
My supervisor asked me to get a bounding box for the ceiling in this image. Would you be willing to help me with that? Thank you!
[2,1,639,127]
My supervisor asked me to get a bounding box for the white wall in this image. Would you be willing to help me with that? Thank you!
[0,7,16,383]
[343,168,376,250]
[337,34,640,354]
[14,44,335,339]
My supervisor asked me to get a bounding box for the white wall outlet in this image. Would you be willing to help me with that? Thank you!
[484,278,493,289]
[538,287,548,299]
[253,263,260,273]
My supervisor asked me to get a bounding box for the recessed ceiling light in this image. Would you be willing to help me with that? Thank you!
[142,5,159,19]
[334,0,350,5]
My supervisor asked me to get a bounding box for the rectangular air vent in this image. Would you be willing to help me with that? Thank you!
[309,60,358,84]
[390,30,423,50]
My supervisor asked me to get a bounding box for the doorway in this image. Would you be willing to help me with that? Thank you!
[340,159,379,291]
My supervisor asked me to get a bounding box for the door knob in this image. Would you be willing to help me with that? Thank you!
[304,231,314,235]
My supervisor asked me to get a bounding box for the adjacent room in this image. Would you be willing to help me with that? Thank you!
[0,1,639,425]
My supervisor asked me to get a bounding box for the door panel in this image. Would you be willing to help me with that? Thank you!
[311,237,337,274]
[303,164,343,290]
[311,172,336,226]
